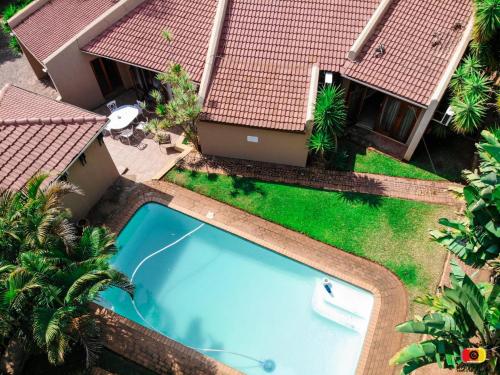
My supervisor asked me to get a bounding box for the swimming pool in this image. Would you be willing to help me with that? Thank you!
[99,202,374,374]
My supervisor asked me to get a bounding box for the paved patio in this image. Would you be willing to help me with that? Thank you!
[104,133,183,182]
[94,89,187,182]
[89,179,408,375]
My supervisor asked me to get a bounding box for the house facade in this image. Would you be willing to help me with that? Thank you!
[0,84,119,219]
[9,0,473,167]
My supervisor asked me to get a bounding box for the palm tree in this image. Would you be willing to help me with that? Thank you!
[450,93,487,134]
[450,55,484,95]
[430,131,499,268]
[390,261,499,374]
[308,131,335,161]
[464,71,491,99]
[309,84,347,159]
[473,0,500,43]
[313,85,347,135]
[0,175,133,368]
[0,173,79,263]
[0,228,133,367]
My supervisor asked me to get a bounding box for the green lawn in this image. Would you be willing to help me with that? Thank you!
[334,136,471,182]
[350,148,447,181]
[166,168,452,297]
[335,142,448,181]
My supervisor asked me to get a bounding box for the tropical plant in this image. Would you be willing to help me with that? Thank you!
[390,260,499,374]
[308,131,335,160]
[473,0,500,43]
[314,85,347,135]
[430,130,499,268]
[450,93,488,134]
[309,84,347,159]
[1,0,33,54]
[0,174,133,367]
[146,63,202,149]
[465,71,492,99]
[449,0,499,133]
[0,173,78,263]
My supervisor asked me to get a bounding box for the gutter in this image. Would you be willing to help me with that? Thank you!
[197,0,230,104]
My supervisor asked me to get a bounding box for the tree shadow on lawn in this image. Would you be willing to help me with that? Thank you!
[228,175,266,198]
[338,191,383,208]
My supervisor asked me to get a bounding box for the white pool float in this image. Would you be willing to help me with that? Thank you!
[311,279,365,333]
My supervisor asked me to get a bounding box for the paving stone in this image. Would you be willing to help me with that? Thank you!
[90,180,409,375]
[177,153,463,207]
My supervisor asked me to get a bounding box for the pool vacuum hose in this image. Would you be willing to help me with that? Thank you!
[129,224,276,373]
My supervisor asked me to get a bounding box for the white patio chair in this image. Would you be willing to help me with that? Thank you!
[103,122,113,136]
[118,127,134,145]
[134,100,144,116]
[106,100,118,113]
[134,121,148,136]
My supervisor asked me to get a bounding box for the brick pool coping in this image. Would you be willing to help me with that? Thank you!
[98,180,408,375]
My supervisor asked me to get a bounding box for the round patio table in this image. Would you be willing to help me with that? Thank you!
[106,105,140,131]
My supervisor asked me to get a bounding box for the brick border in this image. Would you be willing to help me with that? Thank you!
[96,181,409,375]
[177,152,462,206]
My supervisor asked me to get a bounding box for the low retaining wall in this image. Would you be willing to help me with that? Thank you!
[92,306,240,375]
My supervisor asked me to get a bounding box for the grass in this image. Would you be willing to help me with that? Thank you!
[334,141,448,181]
[166,168,453,298]
[349,148,447,181]
[333,134,473,182]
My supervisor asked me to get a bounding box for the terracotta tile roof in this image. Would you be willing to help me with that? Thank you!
[342,0,472,105]
[0,85,107,191]
[83,0,218,82]
[12,0,116,62]
[202,0,379,131]
[202,59,311,131]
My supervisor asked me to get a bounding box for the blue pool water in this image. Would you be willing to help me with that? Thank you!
[99,203,373,375]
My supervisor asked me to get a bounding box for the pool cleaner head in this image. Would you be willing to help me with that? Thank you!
[261,359,276,372]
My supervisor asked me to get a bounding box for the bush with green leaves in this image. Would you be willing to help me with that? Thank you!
[390,261,499,374]
[1,0,33,54]
[145,62,201,149]
[449,0,499,132]
[309,84,346,160]
[430,130,499,268]
[449,56,492,134]
[473,0,500,43]
[0,174,133,368]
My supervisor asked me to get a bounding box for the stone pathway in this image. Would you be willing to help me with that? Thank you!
[90,179,409,375]
[178,152,463,206]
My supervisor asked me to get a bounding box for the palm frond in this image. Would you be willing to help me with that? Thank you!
[314,85,347,135]
[473,0,500,43]
[451,93,487,134]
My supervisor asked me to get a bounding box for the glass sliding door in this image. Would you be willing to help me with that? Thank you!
[346,80,421,143]
[375,97,420,143]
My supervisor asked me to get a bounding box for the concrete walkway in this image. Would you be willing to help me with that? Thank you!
[0,32,57,98]
[90,179,408,375]
[178,152,463,206]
